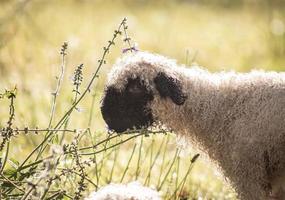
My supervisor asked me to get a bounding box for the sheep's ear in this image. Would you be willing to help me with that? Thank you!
[154,72,187,105]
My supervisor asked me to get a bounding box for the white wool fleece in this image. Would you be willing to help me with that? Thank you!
[106,51,285,200]
[85,181,161,200]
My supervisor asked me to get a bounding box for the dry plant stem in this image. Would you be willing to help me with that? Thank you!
[86,149,116,186]
[96,137,111,186]
[73,138,87,200]
[120,143,137,183]
[135,136,144,180]
[48,42,67,128]
[39,156,62,200]
[84,128,99,190]
[60,154,73,187]
[144,138,165,185]
[36,116,71,159]
[17,18,128,171]
[79,129,99,189]
[60,168,97,187]
[91,133,114,187]
[146,138,154,186]
[63,193,73,199]
[0,173,24,192]
[96,147,116,166]
[76,133,120,152]
[18,158,44,170]
[72,63,84,103]
[1,94,15,173]
[88,92,97,128]
[165,168,174,198]
[169,154,200,200]
[45,190,65,200]
[78,131,166,156]
[71,128,163,153]
[0,179,28,184]
[79,133,143,156]
[0,141,9,174]
[59,122,68,145]
[177,154,200,194]
[122,22,133,50]
[85,90,100,187]
[60,63,84,145]
[60,118,70,145]
[158,148,180,191]
[16,128,76,133]
[93,156,99,190]
[108,144,120,183]
[143,138,153,159]
[157,134,170,187]
[36,42,67,161]
[174,156,180,200]
[15,155,55,199]
[20,177,42,200]
[66,171,77,192]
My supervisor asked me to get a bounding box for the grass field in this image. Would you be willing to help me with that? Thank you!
[0,0,284,199]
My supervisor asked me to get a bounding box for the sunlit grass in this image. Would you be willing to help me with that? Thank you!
[0,0,284,199]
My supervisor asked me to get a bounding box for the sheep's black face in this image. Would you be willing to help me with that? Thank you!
[101,78,154,133]
[101,72,187,133]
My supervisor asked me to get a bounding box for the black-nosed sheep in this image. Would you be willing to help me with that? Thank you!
[100,51,285,200]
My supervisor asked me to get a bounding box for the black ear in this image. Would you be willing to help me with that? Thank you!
[154,72,187,105]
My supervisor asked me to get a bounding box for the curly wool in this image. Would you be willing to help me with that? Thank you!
[85,181,161,200]
[107,51,285,200]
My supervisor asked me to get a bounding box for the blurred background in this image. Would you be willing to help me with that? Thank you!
[0,0,284,199]
[0,0,285,126]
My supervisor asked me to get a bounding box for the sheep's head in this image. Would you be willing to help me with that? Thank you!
[101,77,154,133]
[101,52,187,133]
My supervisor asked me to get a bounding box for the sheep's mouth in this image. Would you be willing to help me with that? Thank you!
[101,79,154,133]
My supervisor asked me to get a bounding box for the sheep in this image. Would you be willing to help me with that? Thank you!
[100,51,285,200]
[85,181,161,200]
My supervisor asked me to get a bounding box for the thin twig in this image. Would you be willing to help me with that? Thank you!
[79,133,144,156]
[157,134,170,187]
[144,138,165,185]
[135,136,144,180]
[107,144,120,183]
[120,143,137,183]
[16,128,76,133]
[60,168,97,188]
[48,42,68,128]
[169,154,200,200]
[36,42,68,161]
[158,148,180,191]
[0,173,25,193]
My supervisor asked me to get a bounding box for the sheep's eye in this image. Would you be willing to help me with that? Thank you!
[127,84,142,95]
[125,78,146,96]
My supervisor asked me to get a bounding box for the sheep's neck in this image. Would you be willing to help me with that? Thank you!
[151,78,236,163]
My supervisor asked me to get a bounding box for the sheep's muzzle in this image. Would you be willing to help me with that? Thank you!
[100,78,154,133]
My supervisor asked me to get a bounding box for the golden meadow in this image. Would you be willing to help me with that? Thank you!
[0,0,284,199]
